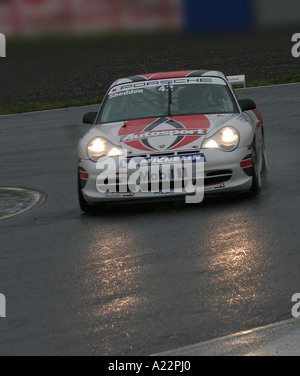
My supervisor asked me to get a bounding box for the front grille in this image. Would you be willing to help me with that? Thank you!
[206,170,232,176]
[126,150,201,160]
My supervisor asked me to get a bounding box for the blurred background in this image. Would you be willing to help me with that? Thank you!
[0,0,181,36]
[1,0,300,37]
[0,0,299,112]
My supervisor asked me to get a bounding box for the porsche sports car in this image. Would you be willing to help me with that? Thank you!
[78,70,267,211]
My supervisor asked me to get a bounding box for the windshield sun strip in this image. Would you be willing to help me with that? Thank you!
[98,80,238,124]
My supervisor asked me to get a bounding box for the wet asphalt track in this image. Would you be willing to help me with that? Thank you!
[0,84,299,356]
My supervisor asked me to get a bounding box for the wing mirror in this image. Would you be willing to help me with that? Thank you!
[238,99,256,112]
[82,112,98,124]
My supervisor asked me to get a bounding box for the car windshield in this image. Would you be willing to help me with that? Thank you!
[98,77,239,123]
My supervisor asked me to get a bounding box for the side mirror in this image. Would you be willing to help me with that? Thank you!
[82,112,98,124]
[238,99,256,112]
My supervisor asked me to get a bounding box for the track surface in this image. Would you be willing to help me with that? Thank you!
[0,84,299,355]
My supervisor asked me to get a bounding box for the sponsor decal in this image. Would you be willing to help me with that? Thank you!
[154,191,176,195]
[108,89,143,99]
[119,115,210,152]
[96,150,205,204]
[204,182,225,190]
[120,128,207,142]
[109,77,223,95]
[120,153,206,168]
[106,192,135,198]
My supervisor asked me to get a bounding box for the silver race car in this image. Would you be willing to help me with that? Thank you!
[78,70,267,211]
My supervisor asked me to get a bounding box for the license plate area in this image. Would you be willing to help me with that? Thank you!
[118,153,205,193]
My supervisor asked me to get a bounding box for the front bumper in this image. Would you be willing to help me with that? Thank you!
[79,146,253,203]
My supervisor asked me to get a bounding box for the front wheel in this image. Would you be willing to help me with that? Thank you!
[249,146,261,195]
[78,177,93,212]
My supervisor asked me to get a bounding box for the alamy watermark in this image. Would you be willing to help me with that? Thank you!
[95,150,205,204]
[292,293,300,318]
[0,33,6,58]
[0,293,6,318]
[292,33,300,58]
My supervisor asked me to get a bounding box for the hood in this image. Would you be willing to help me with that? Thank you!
[100,114,237,154]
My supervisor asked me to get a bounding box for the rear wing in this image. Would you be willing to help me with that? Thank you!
[227,75,246,88]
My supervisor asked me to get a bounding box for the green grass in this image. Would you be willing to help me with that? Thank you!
[1,75,300,116]
[247,74,300,87]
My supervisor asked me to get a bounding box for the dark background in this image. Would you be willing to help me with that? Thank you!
[1,28,299,110]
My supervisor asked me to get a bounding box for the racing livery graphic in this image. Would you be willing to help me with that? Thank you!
[118,116,209,152]
[78,70,267,211]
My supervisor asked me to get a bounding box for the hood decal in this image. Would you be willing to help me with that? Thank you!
[118,115,210,152]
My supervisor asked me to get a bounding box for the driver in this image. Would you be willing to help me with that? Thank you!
[178,85,224,113]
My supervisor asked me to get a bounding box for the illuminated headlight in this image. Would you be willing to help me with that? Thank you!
[107,147,123,157]
[87,138,123,161]
[87,138,106,161]
[202,127,239,151]
[220,127,239,145]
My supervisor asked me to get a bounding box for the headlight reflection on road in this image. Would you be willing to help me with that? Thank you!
[82,229,148,326]
[205,219,266,310]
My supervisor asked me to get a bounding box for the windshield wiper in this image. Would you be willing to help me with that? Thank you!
[167,83,172,117]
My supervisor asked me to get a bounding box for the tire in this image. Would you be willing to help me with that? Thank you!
[261,146,268,177]
[249,145,261,195]
[78,177,93,213]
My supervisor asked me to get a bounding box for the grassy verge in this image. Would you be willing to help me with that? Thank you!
[247,74,300,87]
[1,75,300,116]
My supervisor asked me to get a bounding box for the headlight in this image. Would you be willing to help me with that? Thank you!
[220,127,239,145]
[107,147,123,157]
[87,138,106,161]
[202,126,239,151]
[87,137,123,161]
